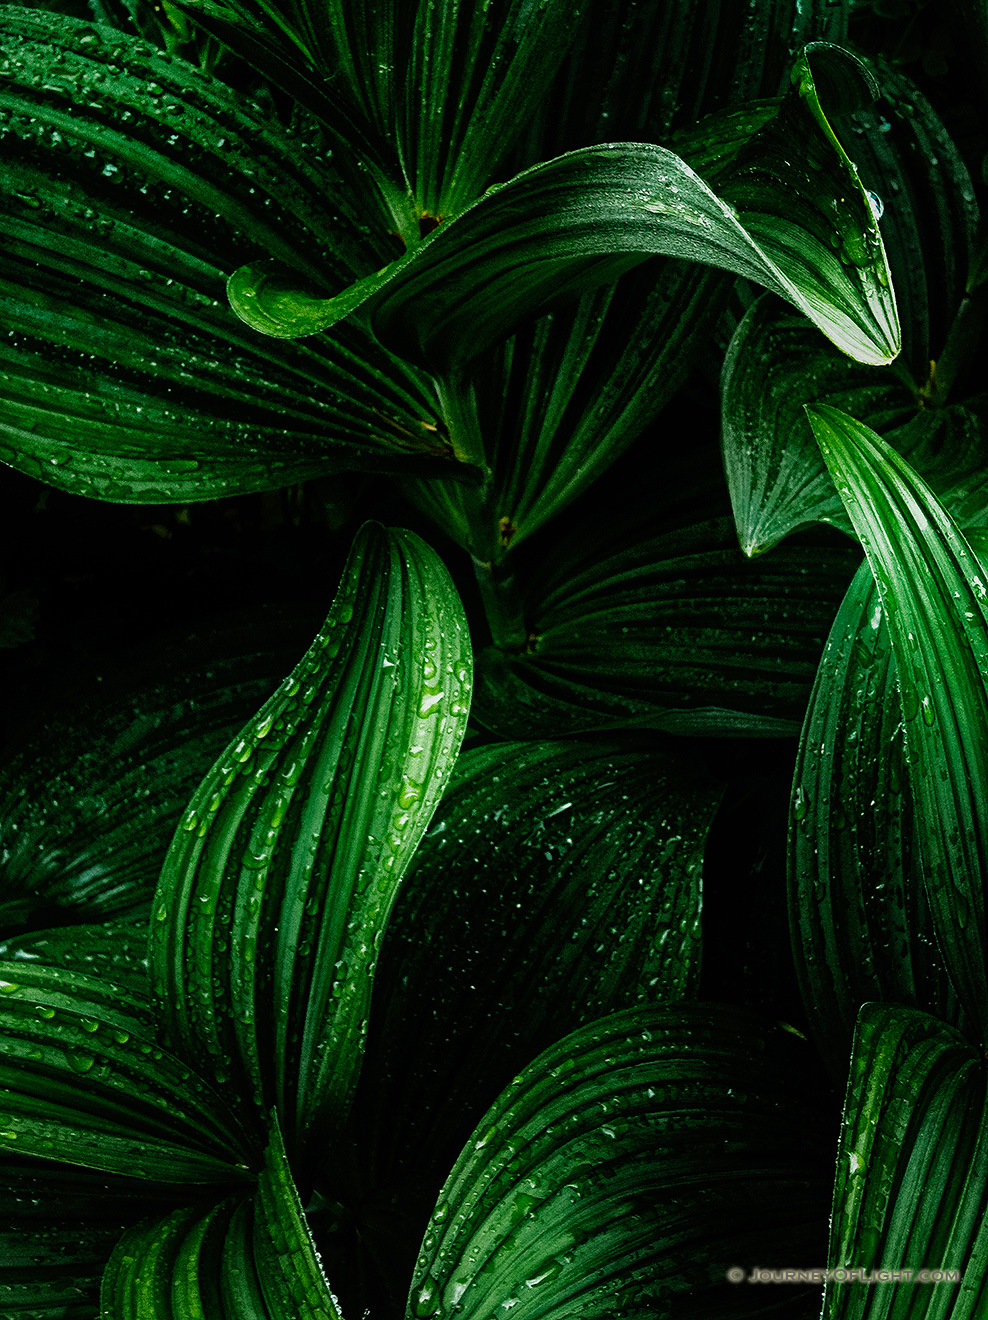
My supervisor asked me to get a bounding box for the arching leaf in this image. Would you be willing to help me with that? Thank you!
[230,47,900,370]
[150,524,472,1156]
[406,1003,829,1320]
[808,403,988,1044]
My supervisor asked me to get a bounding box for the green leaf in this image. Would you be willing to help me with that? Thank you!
[826,1003,988,1318]
[0,606,322,931]
[349,740,720,1243]
[0,961,257,1182]
[1,1215,129,1320]
[230,47,900,370]
[788,557,968,1079]
[0,12,461,503]
[150,523,472,1156]
[722,297,988,556]
[406,1003,829,1320]
[807,403,988,1042]
[101,1117,343,1319]
[471,511,859,739]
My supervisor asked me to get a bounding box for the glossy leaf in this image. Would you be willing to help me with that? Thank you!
[788,557,968,1079]
[150,524,472,1156]
[230,48,900,370]
[350,740,720,1231]
[826,1003,988,1318]
[722,301,988,558]
[101,1119,343,1319]
[1,1215,131,1320]
[0,961,258,1183]
[471,513,859,739]
[0,12,461,503]
[808,404,988,1042]
[0,606,322,931]
[407,1003,829,1320]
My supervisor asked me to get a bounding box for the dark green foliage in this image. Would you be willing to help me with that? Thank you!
[1,0,987,1317]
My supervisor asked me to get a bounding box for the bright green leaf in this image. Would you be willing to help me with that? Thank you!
[807,403,988,1042]
[150,523,472,1156]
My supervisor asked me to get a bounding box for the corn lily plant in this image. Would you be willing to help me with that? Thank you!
[2,0,988,1317]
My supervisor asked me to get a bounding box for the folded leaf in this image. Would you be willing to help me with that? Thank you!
[230,47,900,370]
[151,524,472,1156]
[826,1003,988,1319]
[349,740,719,1249]
[0,962,257,1183]
[407,1003,829,1320]
[471,513,859,739]
[0,11,459,503]
[789,558,967,1079]
[722,298,988,557]
[808,404,988,1043]
[0,606,322,931]
[101,1118,343,1319]
[0,920,151,996]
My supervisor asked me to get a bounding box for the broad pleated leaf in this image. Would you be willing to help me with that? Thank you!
[0,962,257,1182]
[808,404,988,1042]
[722,301,988,558]
[230,47,900,370]
[788,557,969,1079]
[0,12,463,503]
[101,1118,343,1319]
[1,1215,131,1320]
[348,740,720,1262]
[471,514,859,739]
[402,260,731,557]
[406,1003,829,1320]
[150,523,472,1156]
[0,605,321,931]
[826,1003,988,1318]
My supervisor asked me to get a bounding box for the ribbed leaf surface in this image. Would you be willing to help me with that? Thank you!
[0,12,458,502]
[407,1004,828,1320]
[471,515,859,739]
[101,1119,343,1319]
[808,404,988,1043]
[0,962,257,1183]
[150,524,472,1155]
[826,1003,988,1319]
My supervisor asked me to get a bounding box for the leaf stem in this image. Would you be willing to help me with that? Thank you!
[925,283,988,408]
[435,373,528,651]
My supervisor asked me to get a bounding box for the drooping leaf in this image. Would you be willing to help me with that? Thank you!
[0,12,463,503]
[722,297,988,556]
[346,738,720,1298]
[406,1003,829,1320]
[230,47,900,371]
[807,403,988,1042]
[1,1215,131,1320]
[0,961,258,1182]
[150,523,472,1157]
[788,557,970,1079]
[825,1003,988,1318]
[471,510,860,740]
[101,1117,344,1319]
[0,605,322,932]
